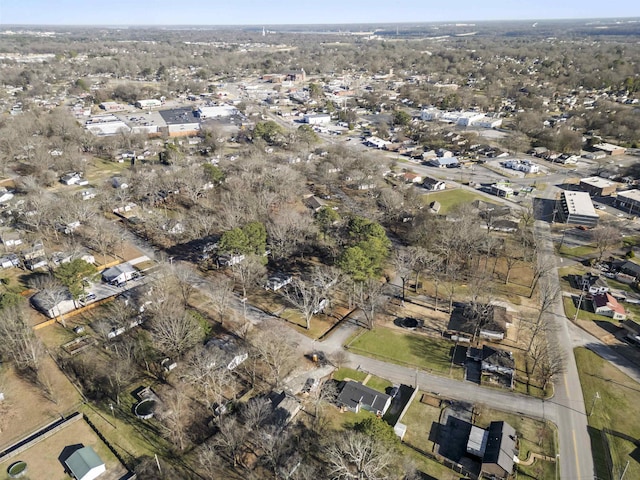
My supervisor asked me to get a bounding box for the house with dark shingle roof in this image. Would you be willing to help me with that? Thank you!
[336,381,391,416]
[481,421,517,479]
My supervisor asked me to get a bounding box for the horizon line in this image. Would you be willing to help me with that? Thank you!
[2,16,640,28]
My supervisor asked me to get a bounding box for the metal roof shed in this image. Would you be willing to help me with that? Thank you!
[65,446,106,480]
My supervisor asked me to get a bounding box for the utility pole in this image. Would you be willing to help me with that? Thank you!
[574,281,588,323]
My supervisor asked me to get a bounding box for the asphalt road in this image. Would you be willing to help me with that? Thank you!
[536,187,594,480]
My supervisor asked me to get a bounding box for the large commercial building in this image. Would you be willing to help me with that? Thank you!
[616,189,640,215]
[159,108,200,136]
[195,105,238,119]
[579,176,619,197]
[593,142,627,156]
[558,191,599,226]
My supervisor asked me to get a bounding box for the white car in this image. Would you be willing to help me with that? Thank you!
[595,205,606,210]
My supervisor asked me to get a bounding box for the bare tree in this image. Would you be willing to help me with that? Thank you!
[282,278,323,330]
[538,342,565,391]
[590,223,622,262]
[158,389,192,451]
[354,279,386,330]
[206,275,234,323]
[526,278,559,353]
[212,414,248,467]
[247,322,298,387]
[231,255,267,301]
[169,262,199,307]
[0,305,45,374]
[180,345,233,409]
[148,298,203,357]
[324,430,395,480]
[241,397,272,431]
[392,247,415,303]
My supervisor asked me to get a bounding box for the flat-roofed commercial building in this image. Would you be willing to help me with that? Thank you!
[159,108,200,136]
[558,190,599,226]
[616,189,640,215]
[593,142,627,156]
[579,176,619,197]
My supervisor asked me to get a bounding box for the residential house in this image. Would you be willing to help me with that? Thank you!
[22,240,45,261]
[619,260,640,280]
[403,172,423,184]
[102,263,138,285]
[467,346,515,389]
[429,157,459,168]
[56,221,81,235]
[265,274,293,291]
[448,303,512,342]
[269,391,302,427]
[163,219,184,235]
[60,172,88,186]
[218,253,245,267]
[579,272,609,294]
[336,380,392,416]
[0,253,20,269]
[64,446,106,480]
[591,293,626,320]
[25,257,48,271]
[79,189,97,201]
[112,177,129,189]
[305,195,327,212]
[481,421,518,480]
[206,335,249,370]
[0,230,22,248]
[422,177,446,191]
[30,288,77,318]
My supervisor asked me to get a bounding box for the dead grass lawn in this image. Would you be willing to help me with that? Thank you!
[0,417,127,480]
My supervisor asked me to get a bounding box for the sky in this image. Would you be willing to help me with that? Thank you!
[1,0,639,26]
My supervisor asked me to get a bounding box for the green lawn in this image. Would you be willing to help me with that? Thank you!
[422,189,497,215]
[365,374,393,393]
[557,244,598,259]
[575,347,640,480]
[333,367,367,383]
[402,392,442,454]
[348,327,463,379]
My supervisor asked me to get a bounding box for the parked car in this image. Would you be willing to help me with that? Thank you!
[389,385,400,399]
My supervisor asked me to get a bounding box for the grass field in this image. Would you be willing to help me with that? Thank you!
[575,347,640,480]
[401,392,442,454]
[422,189,497,215]
[348,327,463,379]
[333,367,367,383]
[558,244,598,259]
[365,374,393,393]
